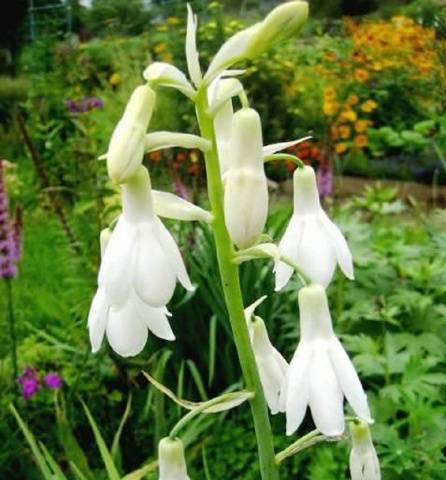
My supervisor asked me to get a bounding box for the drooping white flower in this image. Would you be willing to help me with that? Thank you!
[245,297,288,414]
[223,108,268,249]
[280,284,372,436]
[349,421,381,480]
[107,85,156,183]
[158,437,191,480]
[204,1,308,83]
[275,165,354,289]
[87,167,193,357]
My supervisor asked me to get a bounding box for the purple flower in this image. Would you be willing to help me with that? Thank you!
[316,162,333,199]
[64,97,104,114]
[17,367,40,400]
[44,372,63,390]
[0,160,20,279]
[172,176,191,202]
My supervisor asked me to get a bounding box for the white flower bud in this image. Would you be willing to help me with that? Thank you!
[245,1,309,58]
[107,85,156,184]
[349,422,381,480]
[223,108,268,249]
[158,437,190,480]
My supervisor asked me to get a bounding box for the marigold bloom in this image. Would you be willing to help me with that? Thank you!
[339,125,351,139]
[340,110,358,123]
[335,142,348,154]
[355,134,368,148]
[360,100,378,113]
[354,120,371,133]
[354,69,369,82]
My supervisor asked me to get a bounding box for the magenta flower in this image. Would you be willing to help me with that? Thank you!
[44,372,63,390]
[316,161,333,199]
[17,368,40,400]
[0,160,20,279]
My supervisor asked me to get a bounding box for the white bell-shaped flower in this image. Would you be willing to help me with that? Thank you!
[275,165,354,288]
[245,297,288,414]
[280,284,372,436]
[158,437,191,480]
[349,421,381,480]
[223,108,268,249]
[88,167,193,357]
[107,85,156,183]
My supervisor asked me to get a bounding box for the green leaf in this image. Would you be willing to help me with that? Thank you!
[39,441,69,480]
[111,394,133,466]
[122,461,158,480]
[80,400,121,480]
[9,403,54,480]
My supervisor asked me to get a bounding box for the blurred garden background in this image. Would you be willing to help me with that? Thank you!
[1,0,446,478]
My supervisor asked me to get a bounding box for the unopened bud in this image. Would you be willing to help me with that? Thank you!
[246,1,309,58]
[107,85,156,184]
[224,108,268,249]
[158,437,190,480]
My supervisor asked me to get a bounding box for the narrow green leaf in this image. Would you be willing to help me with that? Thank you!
[122,461,158,480]
[39,441,68,479]
[69,461,90,480]
[9,403,53,480]
[187,360,208,401]
[80,400,121,480]
[111,394,132,465]
[55,395,93,479]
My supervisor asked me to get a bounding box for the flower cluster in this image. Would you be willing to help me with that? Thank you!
[86,3,381,478]
[16,367,63,400]
[65,97,104,114]
[0,160,22,279]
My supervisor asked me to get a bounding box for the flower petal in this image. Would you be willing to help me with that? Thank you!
[283,343,311,435]
[329,338,372,423]
[87,288,109,353]
[145,132,210,153]
[99,217,137,307]
[154,217,194,292]
[262,136,312,157]
[133,296,175,341]
[309,348,345,436]
[143,62,195,99]
[297,217,337,287]
[275,215,303,291]
[320,210,354,280]
[133,223,177,307]
[106,301,148,357]
[186,4,202,86]
[152,190,213,223]
[204,25,259,83]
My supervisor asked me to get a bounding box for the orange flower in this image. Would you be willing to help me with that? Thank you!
[338,125,351,139]
[324,87,336,100]
[347,95,359,106]
[323,101,339,116]
[340,109,358,123]
[354,120,371,133]
[148,151,162,162]
[335,142,348,154]
[360,100,378,113]
[354,69,369,82]
[330,125,339,140]
[355,134,368,148]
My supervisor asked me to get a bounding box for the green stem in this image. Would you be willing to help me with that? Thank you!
[264,153,304,168]
[5,278,18,383]
[195,89,280,480]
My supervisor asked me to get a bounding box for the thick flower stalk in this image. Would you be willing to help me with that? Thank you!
[275,165,354,288]
[280,284,372,436]
[349,421,381,480]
